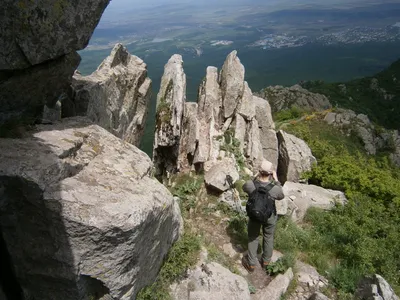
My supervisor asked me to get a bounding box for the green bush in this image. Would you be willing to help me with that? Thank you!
[282,119,400,294]
[274,106,305,123]
[136,232,201,300]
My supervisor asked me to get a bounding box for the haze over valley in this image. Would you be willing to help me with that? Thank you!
[78,0,400,153]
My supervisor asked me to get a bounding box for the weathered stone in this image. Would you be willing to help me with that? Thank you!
[170,262,251,300]
[253,95,275,130]
[0,52,80,127]
[356,274,399,300]
[71,44,152,146]
[277,130,316,183]
[234,114,247,150]
[1,0,110,69]
[238,82,256,120]
[41,100,62,124]
[281,182,347,222]
[246,119,264,168]
[220,51,245,119]
[258,85,331,113]
[218,189,246,213]
[0,117,183,300]
[153,54,186,178]
[254,268,294,300]
[179,103,199,170]
[205,158,239,192]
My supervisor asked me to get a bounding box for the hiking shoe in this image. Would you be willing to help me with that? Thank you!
[261,260,270,269]
[242,256,255,273]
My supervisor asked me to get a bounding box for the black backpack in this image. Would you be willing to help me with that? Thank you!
[246,181,276,223]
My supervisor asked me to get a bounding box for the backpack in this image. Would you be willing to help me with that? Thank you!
[246,181,276,223]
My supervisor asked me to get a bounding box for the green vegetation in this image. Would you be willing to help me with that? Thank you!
[220,129,246,169]
[274,106,304,122]
[278,117,400,295]
[301,59,400,129]
[171,174,203,218]
[265,253,296,276]
[137,232,201,300]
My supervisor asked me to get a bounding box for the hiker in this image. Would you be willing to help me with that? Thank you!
[241,160,284,273]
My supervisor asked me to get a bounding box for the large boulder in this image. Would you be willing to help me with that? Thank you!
[153,54,186,178]
[277,130,316,183]
[204,158,239,192]
[70,44,152,147]
[278,182,347,222]
[0,117,183,300]
[0,53,80,127]
[69,44,151,146]
[0,0,110,69]
[0,0,110,127]
[170,262,251,300]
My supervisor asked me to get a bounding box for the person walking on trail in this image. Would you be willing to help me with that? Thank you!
[241,160,285,273]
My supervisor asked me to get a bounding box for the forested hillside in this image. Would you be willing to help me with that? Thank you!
[301,59,400,129]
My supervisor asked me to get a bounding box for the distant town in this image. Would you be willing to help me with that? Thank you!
[250,24,400,50]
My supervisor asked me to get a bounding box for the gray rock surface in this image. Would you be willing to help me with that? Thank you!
[280,182,347,222]
[356,274,399,300]
[0,117,183,300]
[254,268,294,300]
[277,131,316,183]
[170,262,251,300]
[179,103,199,170]
[1,0,110,69]
[204,158,239,192]
[0,52,80,127]
[220,51,245,119]
[71,44,152,146]
[257,85,331,113]
[153,54,186,178]
[324,109,400,166]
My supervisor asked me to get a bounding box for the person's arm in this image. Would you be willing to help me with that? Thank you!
[242,180,256,195]
[269,184,284,200]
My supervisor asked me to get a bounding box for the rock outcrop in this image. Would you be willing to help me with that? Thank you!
[324,109,400,166]
[276,182,347,222]
[356,274,399,300]
[0,117,182,300]
[153,54,186,179]
[69,44,152,146]
[257,85,332,113]
[0,0,110,127]
[204,158,239,192]
[153,51,277,179]
[254,268,294,300]
[170,262,251,300]
[277,130,316,183]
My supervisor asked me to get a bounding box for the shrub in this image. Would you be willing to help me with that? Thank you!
[136,232,201,300]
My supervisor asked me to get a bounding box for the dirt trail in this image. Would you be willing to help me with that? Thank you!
[186,187,274,297]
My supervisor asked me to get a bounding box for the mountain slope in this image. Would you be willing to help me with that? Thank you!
[301,59,400,130]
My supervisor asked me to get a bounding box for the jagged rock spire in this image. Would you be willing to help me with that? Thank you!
[70,43,152,146]
[153,54,186,178]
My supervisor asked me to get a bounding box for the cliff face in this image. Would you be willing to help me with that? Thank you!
[0,0,110,129]
[153,51,279,178]
[69,44,152,147]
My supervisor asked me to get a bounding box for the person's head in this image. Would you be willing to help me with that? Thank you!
[258,160,274,178]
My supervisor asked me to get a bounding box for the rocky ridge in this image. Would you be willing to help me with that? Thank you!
[153,51,308,186]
